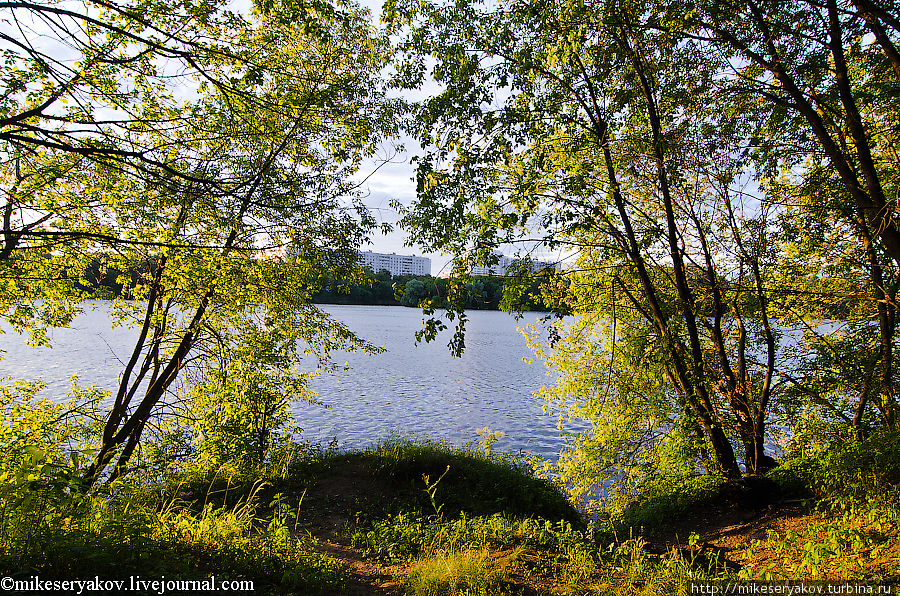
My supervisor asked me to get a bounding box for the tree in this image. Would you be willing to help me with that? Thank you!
[387,0,794,480]
[400,278,427,306]
[1,0,396,486]
[0,0,389,328]
[388,0,900,487]
[679,0,900,272]
[692,0,900,432]
[1,0,238,340]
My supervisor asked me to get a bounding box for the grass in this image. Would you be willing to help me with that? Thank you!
[284,438,582,526]
[403,548,508,596]
[614,474,728,533]
[0,475,346,594]
[2,435,899,593]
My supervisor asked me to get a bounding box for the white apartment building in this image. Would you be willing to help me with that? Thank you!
[469,251,559,276]
[358,251,431,277]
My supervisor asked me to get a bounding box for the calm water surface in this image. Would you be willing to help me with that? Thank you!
[0,302,585,459]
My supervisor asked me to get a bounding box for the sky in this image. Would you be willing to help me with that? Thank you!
[11,0,449,273]
[222,0,558,277]
[353,140,454,275]
[1,0,570,279]
[351,0,561,277]
[350,0,456,276]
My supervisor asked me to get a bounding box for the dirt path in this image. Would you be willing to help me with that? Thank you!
[317,540,401,595]
[288,458,406,595]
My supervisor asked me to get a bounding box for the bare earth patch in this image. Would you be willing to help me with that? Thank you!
[286,457,406,594]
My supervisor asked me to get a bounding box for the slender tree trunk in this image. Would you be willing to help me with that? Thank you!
[591,99,742,478]
[621,27,743,476]
[82,116,309,488]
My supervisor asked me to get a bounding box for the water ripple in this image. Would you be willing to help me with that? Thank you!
[0,302,588,460]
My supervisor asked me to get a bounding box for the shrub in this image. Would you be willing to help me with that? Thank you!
[767,430,900,503]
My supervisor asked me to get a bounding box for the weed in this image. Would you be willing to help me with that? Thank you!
[475,426,505,456]
[423,465,450,519]
[404,548,508,596]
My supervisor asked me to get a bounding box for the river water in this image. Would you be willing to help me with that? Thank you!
[0,302,585,460]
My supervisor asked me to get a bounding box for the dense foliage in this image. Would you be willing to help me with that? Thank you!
[386,0,900,500]
[1,0,395,485]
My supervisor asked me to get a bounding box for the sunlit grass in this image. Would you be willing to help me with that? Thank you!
[3,434,899,591]
[404,548,508,596]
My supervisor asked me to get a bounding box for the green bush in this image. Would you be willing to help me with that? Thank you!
[365,439,582,526]
[767,430,900,503]
[616,474,726,531]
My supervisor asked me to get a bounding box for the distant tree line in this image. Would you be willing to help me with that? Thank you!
[77,258,555,312]
[312,267,554,311]
[81,256,868,320]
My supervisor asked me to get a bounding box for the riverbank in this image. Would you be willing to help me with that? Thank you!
[2,437,898,594]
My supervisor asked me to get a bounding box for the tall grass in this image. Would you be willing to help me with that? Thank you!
[3,415,898,592]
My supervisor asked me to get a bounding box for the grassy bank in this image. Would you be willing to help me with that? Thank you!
[1,437,898,594]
